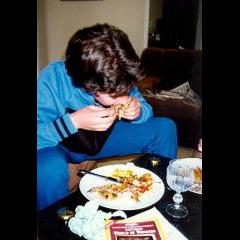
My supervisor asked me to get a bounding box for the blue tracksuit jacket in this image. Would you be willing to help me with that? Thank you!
[37,60,153,150]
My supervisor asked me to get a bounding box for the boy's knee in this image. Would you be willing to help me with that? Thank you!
[153,117,177,133]
[37,147,70,210]
[37,147,69,184]
[38,146,69,165]
[163,117,176,132]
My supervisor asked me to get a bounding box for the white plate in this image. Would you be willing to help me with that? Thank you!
[79,163,165,210]
[174,158,202,194]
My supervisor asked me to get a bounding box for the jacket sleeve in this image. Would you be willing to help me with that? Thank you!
[37,71,78,150]
[129,86,154,124]
[37,113,77,150]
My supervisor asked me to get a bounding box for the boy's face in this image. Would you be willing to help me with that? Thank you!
[93,92,129,107]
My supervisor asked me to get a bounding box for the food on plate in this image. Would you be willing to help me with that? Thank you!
[194,167,202,184]
[111,97,132,120]
[88,168,153,201]
[88,184,119,200]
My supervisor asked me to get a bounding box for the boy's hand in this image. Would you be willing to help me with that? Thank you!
[70,105,116,131]
[122,97,141,120]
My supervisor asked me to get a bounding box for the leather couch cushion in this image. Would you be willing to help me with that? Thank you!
[139,47,202,148]
[144,93,201,148]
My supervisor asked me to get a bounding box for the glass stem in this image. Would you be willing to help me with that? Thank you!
[173,192,183,209]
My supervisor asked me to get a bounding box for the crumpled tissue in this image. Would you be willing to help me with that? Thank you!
[68,199,127,240]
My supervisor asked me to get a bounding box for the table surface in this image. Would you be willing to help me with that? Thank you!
[37,154,202,240]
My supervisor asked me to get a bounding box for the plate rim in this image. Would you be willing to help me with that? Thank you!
[79,164,165,210]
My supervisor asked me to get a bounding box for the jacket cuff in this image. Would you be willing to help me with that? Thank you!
[52,114,78,141]
[62,113,78,134]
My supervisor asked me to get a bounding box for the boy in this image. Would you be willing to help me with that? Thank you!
[37,23,177,210]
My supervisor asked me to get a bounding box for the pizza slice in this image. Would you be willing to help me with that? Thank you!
[111,97,132,120]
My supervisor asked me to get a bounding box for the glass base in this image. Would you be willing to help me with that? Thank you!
[166,203,188,219]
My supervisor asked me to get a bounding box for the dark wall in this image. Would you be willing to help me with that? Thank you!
[159,0,199,49]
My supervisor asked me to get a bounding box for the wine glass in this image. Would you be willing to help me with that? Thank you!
[166,159,194,218]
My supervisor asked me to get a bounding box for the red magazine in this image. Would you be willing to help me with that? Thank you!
[105,218,167,240]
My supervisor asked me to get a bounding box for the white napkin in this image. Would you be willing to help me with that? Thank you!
[68,199,127,240]
[127,207,188,240]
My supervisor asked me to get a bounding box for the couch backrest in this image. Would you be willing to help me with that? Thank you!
[140,47,202,97]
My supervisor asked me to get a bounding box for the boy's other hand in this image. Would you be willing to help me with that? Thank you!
[122,97,141,120]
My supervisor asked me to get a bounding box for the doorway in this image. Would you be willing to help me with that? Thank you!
[147,0,201,49]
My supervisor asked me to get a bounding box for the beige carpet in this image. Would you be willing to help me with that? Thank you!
[177,146,195,158]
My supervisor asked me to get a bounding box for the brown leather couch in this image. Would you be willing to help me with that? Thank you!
[139,47,202,149]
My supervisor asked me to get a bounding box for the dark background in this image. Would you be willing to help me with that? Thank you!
[1,1,36,239]
[149,0,200,49]
[161,0,199,49]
